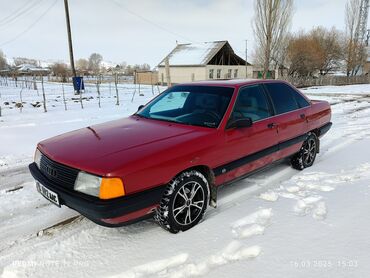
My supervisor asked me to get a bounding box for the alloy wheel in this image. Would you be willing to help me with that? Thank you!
[302,137,316,165]
[172,181,205,226]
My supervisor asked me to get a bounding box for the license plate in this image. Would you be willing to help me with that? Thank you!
[36,181,60,207]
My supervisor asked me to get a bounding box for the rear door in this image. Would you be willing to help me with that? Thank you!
[217,84,279,183]
[263,82,310,158]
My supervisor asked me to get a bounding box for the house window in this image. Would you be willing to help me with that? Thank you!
[216,69,221,79]
[227,69,232,79]
[209,69,214,79]
[234,69,238,78]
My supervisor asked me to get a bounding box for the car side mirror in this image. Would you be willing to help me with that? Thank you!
[227,117,253,129]
[137,105,145,111]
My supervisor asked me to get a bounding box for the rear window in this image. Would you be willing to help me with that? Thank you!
[264,83,300,114]
[291,89,310,108]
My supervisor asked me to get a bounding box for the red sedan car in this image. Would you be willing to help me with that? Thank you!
[29,80,331,233]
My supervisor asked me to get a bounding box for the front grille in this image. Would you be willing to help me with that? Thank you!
[39,154,79,189]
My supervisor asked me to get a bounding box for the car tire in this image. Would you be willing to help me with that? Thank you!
[155,170,209,233]
[291,133,318,170]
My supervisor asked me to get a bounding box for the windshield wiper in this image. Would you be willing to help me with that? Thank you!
[134,113,148,119]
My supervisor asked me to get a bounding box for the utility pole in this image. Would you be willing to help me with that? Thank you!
[245,40,248,79]
[63,0,79,94]
[165,57,172,87]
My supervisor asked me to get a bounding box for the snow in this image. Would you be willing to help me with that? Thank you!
[159,41,224,66]
[0,82,370,277]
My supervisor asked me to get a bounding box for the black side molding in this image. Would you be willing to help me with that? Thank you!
[213,133,307,177]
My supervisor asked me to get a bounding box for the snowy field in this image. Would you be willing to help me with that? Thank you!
[0,82,370,278]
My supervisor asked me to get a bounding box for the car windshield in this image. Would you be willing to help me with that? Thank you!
[136,85,234,128]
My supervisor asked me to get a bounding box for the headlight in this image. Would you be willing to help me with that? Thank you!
[34,148,42,169]
[74,172,125,199]
[74,172,102,197]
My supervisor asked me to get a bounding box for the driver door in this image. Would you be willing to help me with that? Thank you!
[217,85,279,183]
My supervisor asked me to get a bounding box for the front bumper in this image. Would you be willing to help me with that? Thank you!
[29,163,166,227]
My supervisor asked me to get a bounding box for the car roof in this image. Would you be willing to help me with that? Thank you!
[178,79,286,88]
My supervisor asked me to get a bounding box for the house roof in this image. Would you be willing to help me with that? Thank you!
[158,41,248,67]
[16,64,49,72]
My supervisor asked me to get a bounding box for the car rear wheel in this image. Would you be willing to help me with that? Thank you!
[291,133,318,170]
[155,170,209,233]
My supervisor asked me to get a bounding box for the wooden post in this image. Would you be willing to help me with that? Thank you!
[131,71,136,103]
[138,73,141,96]
[96,75,101,108]
[62,83,67,111]
[115,73,119,105]
[33,75,37,90]
[41,76,47,113]
[165,57,171,87]
[151,72,154,95]
[79,79,84,109]
[19,87,23,113]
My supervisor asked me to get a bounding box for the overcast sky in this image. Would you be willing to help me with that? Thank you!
[0,0,355,67]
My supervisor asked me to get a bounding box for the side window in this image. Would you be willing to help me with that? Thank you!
[291,89,310,108]
[265,83,299,114]
[232,85,271,122]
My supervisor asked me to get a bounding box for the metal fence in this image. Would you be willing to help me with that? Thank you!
[279,75,370,88]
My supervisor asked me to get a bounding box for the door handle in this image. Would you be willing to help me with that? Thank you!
[267,123,277,129]
[300,114,306,119]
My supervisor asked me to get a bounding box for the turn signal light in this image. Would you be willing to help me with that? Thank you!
[99,178,125,199]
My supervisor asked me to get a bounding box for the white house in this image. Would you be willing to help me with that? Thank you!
[158,41,253,85]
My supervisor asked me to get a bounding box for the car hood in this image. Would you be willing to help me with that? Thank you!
[38,116,210,175]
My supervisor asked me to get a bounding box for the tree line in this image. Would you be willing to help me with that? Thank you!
[1,0,368,80]
[253,0,368,78]
[0,51,151,78]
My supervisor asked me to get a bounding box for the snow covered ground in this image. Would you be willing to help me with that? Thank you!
[0,82,370,278]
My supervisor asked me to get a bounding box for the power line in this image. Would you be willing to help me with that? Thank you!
[0,0,45,28]
[0,0,58,47]
[111,0,195,43]
[0,0,40,24]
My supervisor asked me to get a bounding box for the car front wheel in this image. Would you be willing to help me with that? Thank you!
[155,170,209,233]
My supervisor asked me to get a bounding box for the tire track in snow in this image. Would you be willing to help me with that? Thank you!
[258,163,370,221]
[231,208,272,239]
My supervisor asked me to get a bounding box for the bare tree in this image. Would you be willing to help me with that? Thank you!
[51,63,70,82]
[76,58,89,73]
[88,53,103,75]
[287,32,323,77]
[0,50,7,70]
[124,63,151,75]
[286,27,343,77]
[344,0,366,76]
[253,0,294,78]
[311,27,343,75]
[120,61,127,70]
